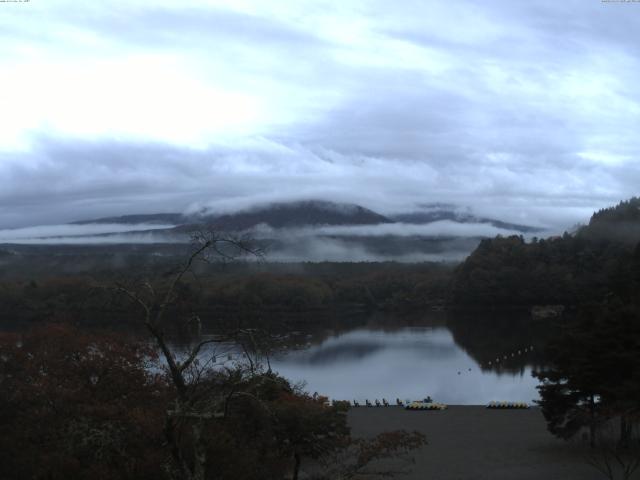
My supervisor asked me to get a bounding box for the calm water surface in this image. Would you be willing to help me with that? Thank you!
[269,324,540,405]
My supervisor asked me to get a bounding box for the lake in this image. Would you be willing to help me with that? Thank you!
[171,311,546,406]
[268,322,541,405]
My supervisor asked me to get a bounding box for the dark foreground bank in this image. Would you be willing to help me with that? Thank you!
[349,406,617,480]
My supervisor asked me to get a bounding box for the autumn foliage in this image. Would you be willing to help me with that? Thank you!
[0,324,168,480]
[0,323,425,480]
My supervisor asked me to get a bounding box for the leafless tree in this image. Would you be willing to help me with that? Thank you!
[114,229,426,480]
[115,229,265,480]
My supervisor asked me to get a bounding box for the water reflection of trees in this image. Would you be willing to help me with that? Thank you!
[178,308,558,377]
[446,309,556,375]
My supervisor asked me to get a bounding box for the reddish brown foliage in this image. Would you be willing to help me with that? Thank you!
[0,324,169,480]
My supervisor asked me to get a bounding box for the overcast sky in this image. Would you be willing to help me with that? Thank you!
[1,0,639,229]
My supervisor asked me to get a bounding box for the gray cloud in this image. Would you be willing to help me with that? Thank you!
[0,135,634,230]
[1,1,639,233]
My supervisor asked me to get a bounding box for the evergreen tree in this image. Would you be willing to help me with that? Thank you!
[534,302,640,447]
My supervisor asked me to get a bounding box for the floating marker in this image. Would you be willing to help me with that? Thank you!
[487,401,530,409]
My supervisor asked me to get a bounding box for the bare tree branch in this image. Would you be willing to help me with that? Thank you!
[111,228,264,480]
[177,338,221,374]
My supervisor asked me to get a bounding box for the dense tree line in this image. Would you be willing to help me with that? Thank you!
[0,263,452,328]
[451,198,640,307]
[497,199,640,475]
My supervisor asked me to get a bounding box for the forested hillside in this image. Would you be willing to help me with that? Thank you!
[0,262,452,329]
[451,198,640,307]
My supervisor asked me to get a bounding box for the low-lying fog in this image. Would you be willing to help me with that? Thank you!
[250,220,536,238]
[0,220,550,262]
[0,223,176,242]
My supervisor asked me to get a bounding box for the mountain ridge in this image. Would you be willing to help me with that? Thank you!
[72,200,539,233]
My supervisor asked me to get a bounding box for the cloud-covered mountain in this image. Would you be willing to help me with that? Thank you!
[71,200,391,232]
[1,200,547,262]
[177,200,392,232]
[72,200,540,234]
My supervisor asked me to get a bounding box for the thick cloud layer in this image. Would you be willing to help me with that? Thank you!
[1,0,639,230]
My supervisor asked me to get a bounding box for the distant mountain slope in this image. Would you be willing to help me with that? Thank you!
[391,208,540,233]
[6,200,553,262]
[171,200,393,232]
[73,213,186,225]
[74,201,539,233]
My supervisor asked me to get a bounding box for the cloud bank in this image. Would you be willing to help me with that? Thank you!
[0,223,175,242]
[1,0,639,230]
